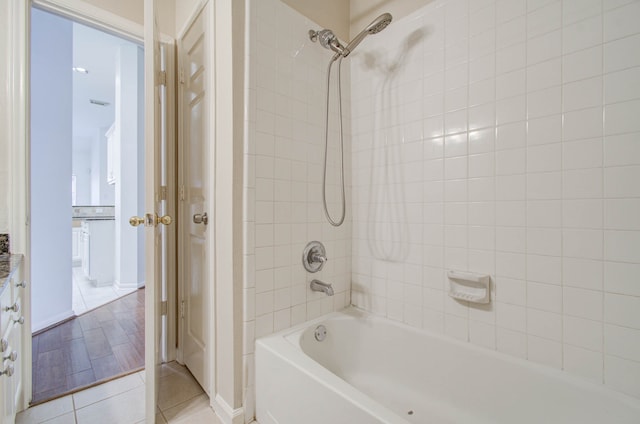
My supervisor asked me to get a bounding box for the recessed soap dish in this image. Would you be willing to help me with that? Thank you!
[447,271,491,304]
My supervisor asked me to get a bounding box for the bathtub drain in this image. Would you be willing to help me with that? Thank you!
[314,325,327,341]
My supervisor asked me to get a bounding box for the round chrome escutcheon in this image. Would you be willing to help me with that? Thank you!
[314,325,327,341]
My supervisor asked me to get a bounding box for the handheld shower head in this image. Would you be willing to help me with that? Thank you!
[342,13,392,57]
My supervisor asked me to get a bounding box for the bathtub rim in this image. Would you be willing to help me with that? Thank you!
[256,306,640,418]
[256,310,412,424]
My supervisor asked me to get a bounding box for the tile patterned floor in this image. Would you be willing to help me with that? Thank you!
[17,363,222,424]
[72,267,137,316]
[32,289,145,404]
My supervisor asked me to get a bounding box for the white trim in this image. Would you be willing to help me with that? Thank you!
[176,0,208,41]
[114,280,144,290]
[213,394,245,424]
[32,310,75,333]
[32,0,143,42]
[162,39,178,364]
[7,0,31,410]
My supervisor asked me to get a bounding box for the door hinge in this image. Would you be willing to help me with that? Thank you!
[160,185,168,201]
[179,68,185,85]
[158,70,167,86]
[180,300,185,318]
[179,185,186,201]
[161,300,168,316]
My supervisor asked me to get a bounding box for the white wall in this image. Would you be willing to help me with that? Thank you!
[242,0,352,419]
[0,0,11,234]
[281,0,350,40]
[349,0,434,38]
[350,0,640,399]
[30,8,74,331]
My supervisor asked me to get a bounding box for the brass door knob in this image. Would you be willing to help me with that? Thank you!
[157,214,173,226]
[130,214,172,227]
[129,216,145,227]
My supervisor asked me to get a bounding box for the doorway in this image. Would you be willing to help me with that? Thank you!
[4,0,232,419]
[29,6,146,402]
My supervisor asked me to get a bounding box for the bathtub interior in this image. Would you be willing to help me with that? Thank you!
[287,308,640,424]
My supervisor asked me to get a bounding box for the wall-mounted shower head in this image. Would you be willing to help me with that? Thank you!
[309,28,346,56]
[342,13,393,57]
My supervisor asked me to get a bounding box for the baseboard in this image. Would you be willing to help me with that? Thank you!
[32,309,75,333]
[213,394,244,424]
[113,279,142,290]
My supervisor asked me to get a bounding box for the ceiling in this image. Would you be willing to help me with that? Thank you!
[72,22,139,152]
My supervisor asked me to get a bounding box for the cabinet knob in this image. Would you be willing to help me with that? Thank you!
[15,280,26,288]
[13,316,25,325]
[3,350,17,362]
[3,302,19,313]
[0,364,14,377]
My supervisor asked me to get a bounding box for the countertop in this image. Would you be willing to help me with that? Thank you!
[0,254,23,297]
[72,216,115,221]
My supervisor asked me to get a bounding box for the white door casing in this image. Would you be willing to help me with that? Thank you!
[178,4,210,393]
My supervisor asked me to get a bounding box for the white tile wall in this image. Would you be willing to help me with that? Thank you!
[243,0,351,420]
[350,0,640,399]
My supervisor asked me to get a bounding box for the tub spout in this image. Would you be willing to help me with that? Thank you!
[310,279,334,296]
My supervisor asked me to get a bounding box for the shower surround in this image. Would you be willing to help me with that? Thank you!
[349,0,640,399]
[245,0,640,420]
[242,0,352,419]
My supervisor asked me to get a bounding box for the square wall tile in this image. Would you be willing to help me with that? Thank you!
[605,355,640,398]
[604,293,640,329]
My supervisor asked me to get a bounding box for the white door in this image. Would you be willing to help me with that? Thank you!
[142,0,170,420]
[179,5,210,392]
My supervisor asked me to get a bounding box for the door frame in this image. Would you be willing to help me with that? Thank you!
[6,0,245,421]
[4,0,178,409]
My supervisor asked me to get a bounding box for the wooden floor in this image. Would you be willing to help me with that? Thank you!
[32,289,145,405]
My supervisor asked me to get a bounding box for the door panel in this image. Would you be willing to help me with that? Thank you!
[143,0,165,420]
[180,6,209,392]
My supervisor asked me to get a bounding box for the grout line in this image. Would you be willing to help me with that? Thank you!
[523,0,529,363]
[559,0,565,373]
[72,392,78,424]
[600,0,606,386]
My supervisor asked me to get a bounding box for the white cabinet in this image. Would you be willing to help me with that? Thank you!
[106,123,116,185]
[81,220,115,286]
[1,258,25,424]
[72,226,83,266]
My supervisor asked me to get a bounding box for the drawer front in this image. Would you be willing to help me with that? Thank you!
[10,264,24,304]
[0,289,11,338]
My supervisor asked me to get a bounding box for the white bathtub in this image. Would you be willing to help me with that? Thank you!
[256,307,640,424]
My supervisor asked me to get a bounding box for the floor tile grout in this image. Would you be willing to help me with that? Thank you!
[21,362,210,424]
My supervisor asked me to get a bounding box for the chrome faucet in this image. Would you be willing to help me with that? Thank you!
[311,251,327,265]
[303,241,327,273]
[310,279,334,296]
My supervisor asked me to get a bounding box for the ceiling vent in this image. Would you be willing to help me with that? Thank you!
[89,99,110,106]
